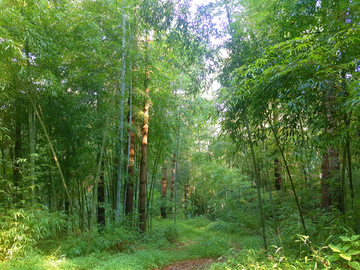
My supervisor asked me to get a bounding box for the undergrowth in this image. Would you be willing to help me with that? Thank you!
[1,208,358,270]
[0,216,236,270]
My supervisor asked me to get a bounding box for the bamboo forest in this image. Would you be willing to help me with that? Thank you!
[0,0,359,269]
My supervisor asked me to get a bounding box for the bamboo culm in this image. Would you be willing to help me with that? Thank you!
[27,94,73,213]
[267,113,307,235]
[116,8,127,224]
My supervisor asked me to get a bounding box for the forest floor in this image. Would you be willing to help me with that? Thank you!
[156,257,221,270]
[0,216,263,270]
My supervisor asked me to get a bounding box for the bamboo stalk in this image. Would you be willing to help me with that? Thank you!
[27,93,73,213]
[267,113,307,235]
[244,109,267,251]
[341,145,346,215]
[116,6,127,224]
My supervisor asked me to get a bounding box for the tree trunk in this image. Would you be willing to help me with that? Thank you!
[147,144,162,229]
[97,161,105,232]
[244,109,267,251]
[272,111,281,191]
[184,180,189,215]
[346,138,355,210]
[329,148,342,211]
[274,158,281,191]
[13,118,21,203]
[268,114,307,235]
[125,127,135,215]
[1,140,6,178]
[48,149,54,210]
[78,176,85,231]
[65,200,70,216]
[29,103,36,204]
[174,150,181,226]
[321,151,331,208]
[115,8,127,224]
[113,156,118,213]
[125,61,135,216]
[139,109,149,232]
[341,145,346,215]
[263,140,278,231]
[161,162,167,218]
[139,33,150,233]
[170,153,176,199]
[28,94,73,212]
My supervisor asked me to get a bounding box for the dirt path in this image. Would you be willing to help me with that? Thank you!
[155,257,221,270]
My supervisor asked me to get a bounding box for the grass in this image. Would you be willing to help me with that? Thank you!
[4,213,331,270]
[0,216,262,270]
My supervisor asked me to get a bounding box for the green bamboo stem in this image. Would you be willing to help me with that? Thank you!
[341,144,346,215]
[27,93,73,213]
[267,114,307,235]
[116,7,127,224]
[244,109,267,251]
[263,139,278,231]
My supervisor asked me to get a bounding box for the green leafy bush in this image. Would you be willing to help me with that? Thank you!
[209,246,318,270]
[0,206,65,260]
[182,216,211,228]
[328,234,360,269]
[206,220,230,232]
[61,226,138,257]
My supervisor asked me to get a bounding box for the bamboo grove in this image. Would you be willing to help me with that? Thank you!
[0,0,213,249]
[1,0,360,265]
[215,0,360,250]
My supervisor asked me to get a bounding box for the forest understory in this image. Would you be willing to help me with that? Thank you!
[1,0,360,269]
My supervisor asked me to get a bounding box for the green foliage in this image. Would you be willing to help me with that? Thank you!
[145,222,179,248]
[206,220,231,233]
[182,215,211,228]
[0,206,65,260]
[1,0,360,269]
[328,234,360,268]
[0,218,234,269]
[209,246,318,270]
[60,226,138,258]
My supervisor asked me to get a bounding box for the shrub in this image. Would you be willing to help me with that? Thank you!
[0,206,65,260]
[328,234,360,269]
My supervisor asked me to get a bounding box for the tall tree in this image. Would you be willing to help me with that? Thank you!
[139,33,150,233]
[160,161,167,218]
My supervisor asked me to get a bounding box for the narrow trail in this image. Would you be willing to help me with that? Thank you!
[156,257,220,270]
[154,240,238,270]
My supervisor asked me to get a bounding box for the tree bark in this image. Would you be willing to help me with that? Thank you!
[329,148,342,211]
[125,61,135,216]
[125,127,135,215]
[139,105,149,232]
[171,153,176,199]
[139,33,150,233]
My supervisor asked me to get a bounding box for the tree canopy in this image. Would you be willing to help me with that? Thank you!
[1,0,360,268]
